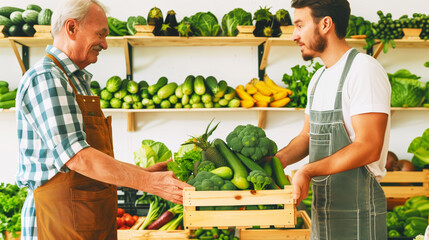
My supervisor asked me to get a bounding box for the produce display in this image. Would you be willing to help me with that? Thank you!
[222,8,252,37]
[388,69,427,108]
[387,195,429,237]
[189,227,239,240]
[345,15,372,38]
[0,183,27,238]
[408,128,429,170]
[0,81,16,109]
[281,60,324,108]
[253,7,292,37]
[0,4,52,37]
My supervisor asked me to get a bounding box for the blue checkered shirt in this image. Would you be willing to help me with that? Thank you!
[16,45,92,240]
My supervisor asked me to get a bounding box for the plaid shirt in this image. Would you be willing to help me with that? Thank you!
[16,45,92,240]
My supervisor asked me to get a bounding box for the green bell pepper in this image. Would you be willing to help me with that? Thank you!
[403,222,426,237]
[410,199,429,210]
[403,208,421,219]
[388,229,401,237]
[406,216,427,225]
[405,196,428,209]
[417,202,429,217]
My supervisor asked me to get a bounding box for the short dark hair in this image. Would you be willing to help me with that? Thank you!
[291,0,350,38]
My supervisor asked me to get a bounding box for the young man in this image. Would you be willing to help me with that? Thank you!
[16,0,189,239]
[275,0,391,239]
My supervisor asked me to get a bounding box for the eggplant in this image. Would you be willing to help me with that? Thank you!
[164,10,178,36]
[253,6,274,37]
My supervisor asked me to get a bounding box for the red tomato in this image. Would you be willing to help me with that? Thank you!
[124,214,135,227]
[119,225,130,230]
[116,217,124,229]
[117,208,125,217]
[133,215,139,222]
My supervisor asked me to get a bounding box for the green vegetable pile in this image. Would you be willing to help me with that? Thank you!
[134,139,172,168]
[408,128,429,170]
[0,4,52,37]
[0,183,28,238]
[96,75,240,109]
[386,195,429,237]
[222,8,252,37]
[189,227,239,240]
[345,15,372,38]
[0,80,16,109]
[281,61,324,108]
[388,69,426,108]
[253,6,292,37]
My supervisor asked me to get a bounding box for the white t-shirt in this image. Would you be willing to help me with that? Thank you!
[304,49,391,181]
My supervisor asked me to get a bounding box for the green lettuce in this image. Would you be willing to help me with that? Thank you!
[134,140,172,168]
[221,8,252,37]
[391,78,426,107]
[189,12,221,36]
[408,128,429,169]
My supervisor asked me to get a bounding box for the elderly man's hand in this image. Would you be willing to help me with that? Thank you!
[148,170,191,205]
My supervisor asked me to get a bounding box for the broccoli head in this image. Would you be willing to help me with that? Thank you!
[188,171,237,191]
[247,170,272,190]
[226,124,273,161]
[197,161,216,173]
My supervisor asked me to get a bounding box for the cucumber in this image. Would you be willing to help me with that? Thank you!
[148,76,168,95]
[189,93,201,104]
[0,81,8,88]
[26,4,42,13]
[10,11,25,25]
[37,8,53,25]
[223,86,236,101]
[22,10,39,25]
[236,152,265,172]
[0,89,17,102]
[0,15,13,28]
[214,138,249,190]
[157,82,178,99]
[215,80,228,98]
[205,76,219,95]
[194,75,206,95]
[8,25,23,36]
[22,23,35,36]
[0,100,15,109]
[138,80,148,89]
[0,86,9,94]
[182,75,194,95]
[175,84,183,98]
[271,157,291,188]
[181,94,189,105]
[0,7,24,18]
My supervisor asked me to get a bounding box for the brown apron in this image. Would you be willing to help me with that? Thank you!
[33,54,118,240]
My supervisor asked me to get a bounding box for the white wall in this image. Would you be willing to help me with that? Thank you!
[0,0,428,184]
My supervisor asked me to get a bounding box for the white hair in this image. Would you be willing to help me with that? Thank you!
[51,0,108,37]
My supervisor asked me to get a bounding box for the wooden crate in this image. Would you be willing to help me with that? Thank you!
[117,230,190,240]
[183,186,295,230]
[380,169,429,199]
[239,210,311,240]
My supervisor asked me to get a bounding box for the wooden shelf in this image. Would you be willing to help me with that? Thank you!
[391,39,429,48]
[7,36,125,47]
[0,38,10,47]
[125,36,267,47]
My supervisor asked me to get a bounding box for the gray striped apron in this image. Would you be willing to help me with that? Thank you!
[308,49,387,240]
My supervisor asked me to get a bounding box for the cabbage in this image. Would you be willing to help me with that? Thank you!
[134,140,172,168]
[221,8,252,37]
[106,76,122,93]
[391,78,426,107]
[189,12,221,36]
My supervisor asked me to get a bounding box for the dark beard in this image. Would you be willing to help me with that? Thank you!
[302,27,327,61]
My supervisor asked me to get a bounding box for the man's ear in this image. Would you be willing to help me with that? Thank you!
[64,19,78,39]
[320,16,333,34]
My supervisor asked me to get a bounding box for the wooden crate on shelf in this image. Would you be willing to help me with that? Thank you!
[183,186,296,230]
[380,169,429,209]
[117,230,190,240]
[239,210,311,240]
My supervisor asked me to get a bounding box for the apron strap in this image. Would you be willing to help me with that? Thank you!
[333,48,359,110]
[45,54,79,96]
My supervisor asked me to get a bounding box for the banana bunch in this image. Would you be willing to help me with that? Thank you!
[235,74,293,108]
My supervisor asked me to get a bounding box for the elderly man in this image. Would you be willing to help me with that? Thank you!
[16,0,189,239]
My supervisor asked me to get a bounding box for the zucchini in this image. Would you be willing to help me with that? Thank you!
[0,15,13,28]
[0,86,9,94]
[215,80,228,98]
[175,84,183,98]
[189,93,201,104]
[182,75,195,95]
[0,81,8,88]
[194,75,206,95]
[148,76,168,95]
[223,86,236,100]
[138,80,149,89]
[10,11,25,25]
[0,7,24,18]
[214,138,249,190]
[0,89,17,102]
[157,82,178,99]
[218,98,228,107]
[26,4,42,13]
[181,94,190,105]
[0,100,15,109]
[37,8,53,25]
[205,76,219,95]
[22,10,39,25]
[22,23,35,37]
[271,157,291,188]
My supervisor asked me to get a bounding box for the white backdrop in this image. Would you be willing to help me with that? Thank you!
[0,0,428,184]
